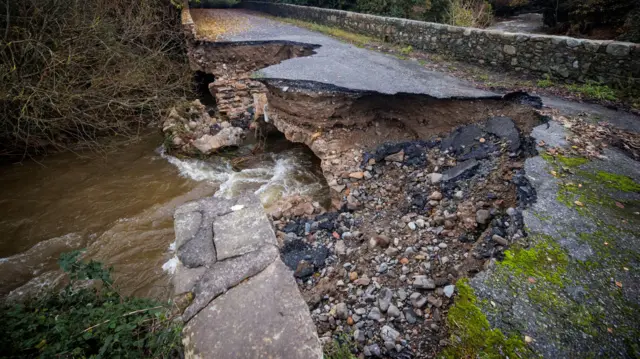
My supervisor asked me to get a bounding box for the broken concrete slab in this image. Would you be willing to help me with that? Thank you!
[172,261,206,295]
[174,211,203,249]
[177,227,216,268]
[485,116,521,152]
[213,200,277,261]
[182,244,279,321]
[441,159,480,183]
[183,259,322,359]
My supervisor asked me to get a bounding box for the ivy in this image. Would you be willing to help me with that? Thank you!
[0,250,183,358]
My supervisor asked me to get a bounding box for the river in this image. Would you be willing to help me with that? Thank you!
[0,132,327,300]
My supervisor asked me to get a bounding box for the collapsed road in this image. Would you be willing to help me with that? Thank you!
[170,7,640,359]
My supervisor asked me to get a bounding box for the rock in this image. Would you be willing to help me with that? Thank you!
[355,275,371,286]
[335,241,346,255]
[192,126,244,154]
[292,202,314,216]
[372,235,391,248]
[454,190,464,199]
[354,329,366,342]
[385,150,405,163]
[403,308,417,324]
[381,325,401,342]
[378,287,393,312]
[378,262,388,273]
[408,222,417,231]
[429,191,443,201]
[336,302,348,319]
[364,344,381,357]
[413,275,436,289]
[606,43,631,57]
[442,159,479,183]
[503,44,517,55]
[492,234,508,246]
[349,172,365,179]
[410,292,427,308]
[387,305,400,318]
[368,307,382,320]
[476,209,491,225]
[428,173,443,184]
[443,284,455,298]
[427,294,442,307]
[485,117,521,152]
[183,259,322,359]
[294,260,314,278]
[349,271,359,281]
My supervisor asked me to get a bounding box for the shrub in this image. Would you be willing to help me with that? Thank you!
[447,0,494,27]
[0,250,183,358]
[0,0,192,158]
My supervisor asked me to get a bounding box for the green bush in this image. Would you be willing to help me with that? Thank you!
[0,251,183,358]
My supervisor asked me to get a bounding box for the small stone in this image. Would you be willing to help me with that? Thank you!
[429,173,443,184]
[476,209,491,224]
[438,243,448,249]
[429,191,443,201]
[349,271,359,281]
[400,257,409,265]
[492,234,508,246]
[503,44,517,55]
[408,222,417,231]
[454,190,464,199]
[349,172,365,179]
[387,305,401,318]
[355,275,371,286]
[354,329,365,342]
[410,292,427,308]
[378,287,393,312]
[443,284,455,298]
[368,307,382,320]
[335,241,346,255]
[413,276,436,289]
[336,302,348,319]
[378,262,388,273]
[525,335,533,344]
[427,294,442,307]
[364,344,381,357]
[381,325,400,342]
[403,308,417,324]
[385,150,405,163]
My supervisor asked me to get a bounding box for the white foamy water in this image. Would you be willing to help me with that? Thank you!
[160,147,326,208]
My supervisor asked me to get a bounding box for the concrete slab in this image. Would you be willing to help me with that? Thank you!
[182,244,279,321]
[213,200,277,261]
[183,259,323,359]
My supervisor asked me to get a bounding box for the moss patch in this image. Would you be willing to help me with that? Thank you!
[591,171,640,192]
[501,240,569,286]
[442,279,529,359]
[556,155,589,168]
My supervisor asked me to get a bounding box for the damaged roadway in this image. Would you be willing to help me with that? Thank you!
[181,8,640,359]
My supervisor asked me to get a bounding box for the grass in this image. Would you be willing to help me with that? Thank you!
[270,17,377,47]
[566,82,618,101]
[537,74,554,88]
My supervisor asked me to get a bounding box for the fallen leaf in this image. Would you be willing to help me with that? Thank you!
[332,231,340,239]
[479,138,486,143]
[551,170,558,177]
[604,242,609,246]
[527,277,537,284]
[615,202,625,209]
[524,335,533,344]
[615,281,623,288]
[574,200,584,207]
[623,267,629,271]
[607,327,613,333]
[538,140,546,146]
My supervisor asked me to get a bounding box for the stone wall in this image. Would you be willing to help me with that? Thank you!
[242,1,640,87]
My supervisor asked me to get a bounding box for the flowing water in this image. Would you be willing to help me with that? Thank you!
[0,132,327,300]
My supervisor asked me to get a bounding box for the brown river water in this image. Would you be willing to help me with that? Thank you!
[0,132,326,300]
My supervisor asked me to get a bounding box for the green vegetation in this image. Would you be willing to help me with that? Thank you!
[400,45,414,55]
[324,332,358,359]
[0,251,182,358]
[566,82,618,102]
[272,17,377,46]
[501,239,569,286]
[442,279,529,359]
[537,74,554,88]
[556,155,589,168]
[0,0,192,157]
[591,171,640,192]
